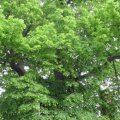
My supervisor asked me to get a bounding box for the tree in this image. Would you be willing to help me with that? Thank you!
[0,0,120,120]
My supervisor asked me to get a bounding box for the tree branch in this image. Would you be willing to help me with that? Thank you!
[77,55,120,80]
[22,23,33,37]
[67,0,72,4]
[112,61,118,81]
[107,55,120,62]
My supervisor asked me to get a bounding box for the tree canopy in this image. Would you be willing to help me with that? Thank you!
[0,0,120,120]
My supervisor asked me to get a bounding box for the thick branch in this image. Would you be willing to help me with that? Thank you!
[10,61,26,76]
[107,55,120,62]
[54,70,65,80]
[1,49,26,76]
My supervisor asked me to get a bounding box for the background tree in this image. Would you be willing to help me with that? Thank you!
[0,0,120,120]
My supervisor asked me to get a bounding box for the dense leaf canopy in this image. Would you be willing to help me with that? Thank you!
[0,0,120,120]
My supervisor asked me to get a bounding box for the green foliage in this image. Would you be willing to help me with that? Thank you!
[0,0,120,120]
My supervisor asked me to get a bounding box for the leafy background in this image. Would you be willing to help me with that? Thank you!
[0,0,120,120]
